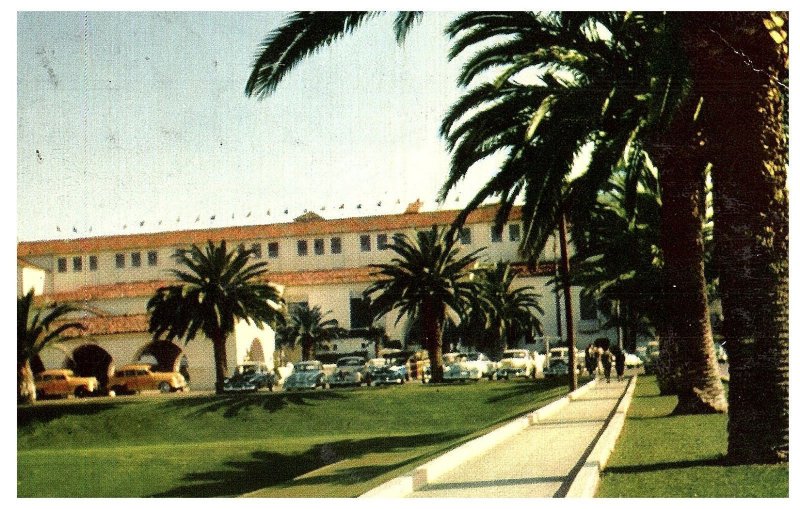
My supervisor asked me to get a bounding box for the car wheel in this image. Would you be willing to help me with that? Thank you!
[75,386,88,398]
[159,382,171,393]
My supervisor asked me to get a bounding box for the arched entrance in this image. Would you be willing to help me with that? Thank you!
[134,341,184,372]
[65,344,114,388]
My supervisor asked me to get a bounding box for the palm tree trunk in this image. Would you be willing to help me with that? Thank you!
[681,12,788,462]
[422,299,445,383]
[558,213,577,391]
[649,92,726,413]
[211,331,229,395]
[301,336,313,361]
[18,360,36,404]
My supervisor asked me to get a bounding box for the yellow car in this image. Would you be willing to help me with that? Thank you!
[108,364,188,395]
[34,369,99,399]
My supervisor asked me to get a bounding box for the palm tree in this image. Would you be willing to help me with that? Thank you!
[679,12,788,463]
[147,241,287,394]
[277,303,341,361]
[18,290,85,403]
[244,11,726,410]
[474,262,544,359]
[364,230,484,382]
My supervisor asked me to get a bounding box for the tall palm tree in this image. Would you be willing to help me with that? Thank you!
[277,303,341,361]
[679,12,788,463]
[364,230,484,382]
[147,241,287,394]
[18,290,85,403]
[474,262,544,359]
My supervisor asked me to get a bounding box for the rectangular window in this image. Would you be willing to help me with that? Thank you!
[115,253,125,269]
[509,224,521,242]
[580,294,598,321]
[350,297,372,329]
[491,225,503,243]
[377,233,389,250]
[268,242,279,258]
[314,238,325,255]
[131,252,142,267]
[89,255,98,271]
[72,257,82,272]
[297,240,308,256]
[460,227,472,245]
[251,243,262,259]
[57,257,67,273]
[147,250,158,266]
[360,235,371,252]
[331,237,342,254]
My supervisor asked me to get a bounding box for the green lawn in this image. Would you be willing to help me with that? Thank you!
[18,379,566,497]
[597,376,788,497]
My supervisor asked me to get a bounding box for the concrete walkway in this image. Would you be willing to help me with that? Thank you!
[362,376,635,498]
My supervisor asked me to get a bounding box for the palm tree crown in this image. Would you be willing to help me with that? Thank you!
[147,241,286,393]
[277,303,341,361]
[364,229,484,382]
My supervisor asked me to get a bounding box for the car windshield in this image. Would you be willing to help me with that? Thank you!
[503,352,526,359]
[240,365,260,375]
[296,363,318,372]
[337,358,363,367]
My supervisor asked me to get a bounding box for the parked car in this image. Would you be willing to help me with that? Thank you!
[328,356,368,387]
[543,358,569,376]
[223,362,275,393]
[441,352,462,366]
[109,364,188,395]
[496,349,537,379]
[443,355,483,382]
[549,347,585,373]
[34,369,99,399]
[371,360,410,385]
[283,361,327,391]
[363,357,387,384]
[461,352,497,379]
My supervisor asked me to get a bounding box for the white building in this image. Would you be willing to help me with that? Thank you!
[17,203,606,390]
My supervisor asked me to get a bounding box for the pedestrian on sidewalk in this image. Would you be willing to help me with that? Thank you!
[601,348,613,383]
[611,345,625,381]
[585,345,597,378]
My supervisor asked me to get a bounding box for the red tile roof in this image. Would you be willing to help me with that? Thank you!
[18,204,521,257]
[56,314,150,337]
[17,258,49,271]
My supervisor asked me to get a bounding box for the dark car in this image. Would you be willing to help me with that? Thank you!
[223,362,275,393]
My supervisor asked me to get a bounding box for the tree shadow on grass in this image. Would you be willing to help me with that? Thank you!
[161,390,347,418]
[152,431,462,497]
[485,377,564,404]
[18,400,125,427]
[603,456,724,475]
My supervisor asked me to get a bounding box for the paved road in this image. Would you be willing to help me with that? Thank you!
[409,379,631,498]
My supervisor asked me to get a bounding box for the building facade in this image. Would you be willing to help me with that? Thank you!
[17,203,607,390]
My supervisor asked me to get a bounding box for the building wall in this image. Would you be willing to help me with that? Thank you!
[18,265,46,296]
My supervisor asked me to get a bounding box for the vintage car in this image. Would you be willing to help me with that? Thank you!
[283,361,327,391]
[496,349,537,379]
[108,364,188,394]
[223,362,275,393]
[371,360,410,385]
[624,352,644,369]
[328,356,368,387]
[34,369,99,398]
[442,355,483,382]
[544,358,569,376]
[549,347,585,373]
[462,352,497,379]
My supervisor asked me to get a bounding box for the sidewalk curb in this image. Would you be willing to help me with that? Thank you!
[565,375,637,498]
[359,379,599,498]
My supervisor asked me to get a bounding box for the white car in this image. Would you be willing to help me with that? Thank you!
[496,349,536,379]
[461,352,497,379]
[328,356,368,387]
[549,347,585,373]
[624,352,644,369]
[443,358,482,382]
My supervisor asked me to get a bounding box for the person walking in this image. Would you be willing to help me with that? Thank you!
[601,348,613,383]
[611,345,625,382]
[585,345,597,378]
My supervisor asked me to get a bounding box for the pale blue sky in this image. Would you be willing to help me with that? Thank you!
[16,11,506,241]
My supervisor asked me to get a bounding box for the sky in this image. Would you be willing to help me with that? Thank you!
[15,10,508,242]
